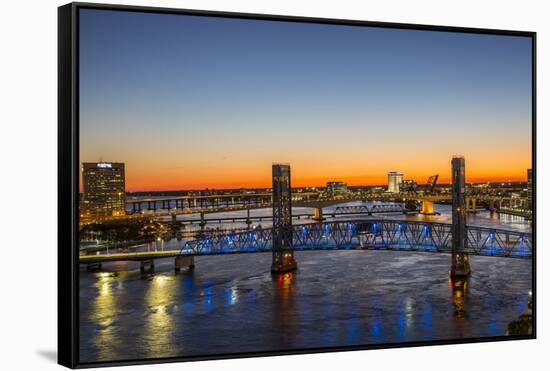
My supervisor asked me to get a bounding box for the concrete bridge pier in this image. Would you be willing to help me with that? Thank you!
[245,208,252,229]
[450,253,471,278]
[140,260,154,274]
[272,251,297,273]
[170,212,179,233]
[313,207,325,221]
[199,213,206,229]
[465,197,477,214]
[420,200,436,215]
[175,255,195,272]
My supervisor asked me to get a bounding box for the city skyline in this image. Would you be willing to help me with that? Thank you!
[80,9,532,192]
[80,161,530,193]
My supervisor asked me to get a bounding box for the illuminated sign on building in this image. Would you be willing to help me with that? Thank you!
[97,163,112,168]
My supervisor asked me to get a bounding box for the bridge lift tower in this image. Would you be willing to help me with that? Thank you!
[271,164,297,273]
[450,157,471,277]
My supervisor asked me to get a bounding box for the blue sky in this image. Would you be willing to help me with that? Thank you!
[79,8,532,190]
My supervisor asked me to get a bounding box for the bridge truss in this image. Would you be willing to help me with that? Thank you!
[180,220,532,258]
[332,204,412,215]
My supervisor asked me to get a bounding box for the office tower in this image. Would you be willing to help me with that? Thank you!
[82,162,126,217]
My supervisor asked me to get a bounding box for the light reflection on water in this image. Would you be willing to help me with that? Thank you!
[80,203,532,363]
[86,273,119,361]
[143,275,178,358]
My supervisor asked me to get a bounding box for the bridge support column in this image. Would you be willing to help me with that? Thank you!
[313,207,324,221]
[271,164,297,273]
[140,260,154,274]
[245,208,252,229]
[465,197,477,214]
[199,213,206,229]
[420,200,436,215]
[175,255,195,272]
[450,157,471,278]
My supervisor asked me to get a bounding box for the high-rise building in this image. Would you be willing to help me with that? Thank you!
[326,181,348,195]
[81,162,126,217]
[527,168,533,210]
[387,172,404,193]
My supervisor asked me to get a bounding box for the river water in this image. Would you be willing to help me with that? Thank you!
[79,202,532,363]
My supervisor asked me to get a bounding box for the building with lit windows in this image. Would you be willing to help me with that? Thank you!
[387,172,404,193]
[81,162,126,217]
[326,181,348,195]
[400,179,417,193]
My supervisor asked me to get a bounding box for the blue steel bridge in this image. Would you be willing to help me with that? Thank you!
[80,219,532,272]
[180,219,532,258]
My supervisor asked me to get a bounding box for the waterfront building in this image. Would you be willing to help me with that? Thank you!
[81,162,126,217]
[401,179,417,193]
[387,172,404,193]
[326,181,348,195]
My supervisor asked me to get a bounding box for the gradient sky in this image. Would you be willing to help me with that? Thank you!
[79,9,532,191]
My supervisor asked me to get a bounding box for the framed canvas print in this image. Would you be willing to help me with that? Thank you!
[58,2,536,368]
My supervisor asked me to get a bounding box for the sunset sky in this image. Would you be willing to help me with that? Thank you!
[79,9,532,192]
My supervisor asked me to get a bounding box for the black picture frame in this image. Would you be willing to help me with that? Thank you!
[58,2,537,369]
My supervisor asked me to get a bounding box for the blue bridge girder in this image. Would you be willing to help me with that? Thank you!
[180,219,532,259]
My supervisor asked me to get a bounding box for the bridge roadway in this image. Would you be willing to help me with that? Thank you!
[126,192,524,209]
[85,193,525,224]
[168,204,416,226]
[82,202,416,225]
[80,219,532,269]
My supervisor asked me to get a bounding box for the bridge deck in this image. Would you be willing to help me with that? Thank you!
[80,243,531,265]
[80,250,181,263]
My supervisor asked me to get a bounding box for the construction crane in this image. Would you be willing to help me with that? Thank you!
[426,174,439,194]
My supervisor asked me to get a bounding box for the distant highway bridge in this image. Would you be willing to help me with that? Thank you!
[83,192,530,224]
[169,203,417,227]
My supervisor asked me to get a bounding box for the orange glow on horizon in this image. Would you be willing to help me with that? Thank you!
[81,152,531,192]
[120,172,529,192]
